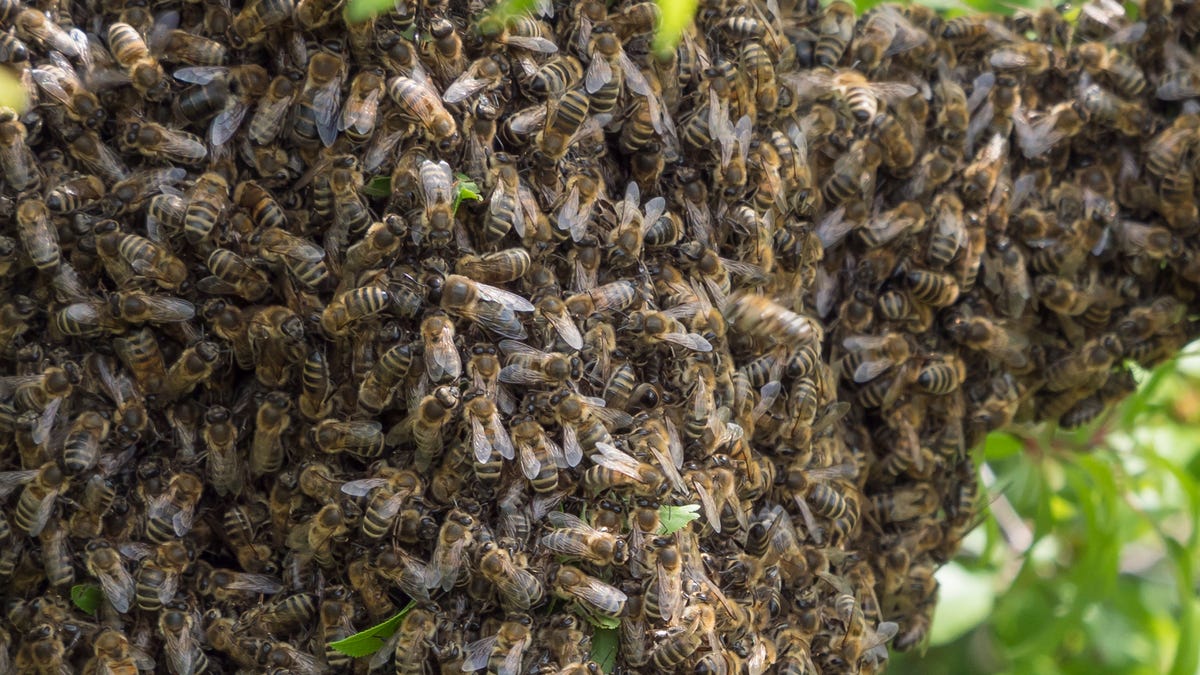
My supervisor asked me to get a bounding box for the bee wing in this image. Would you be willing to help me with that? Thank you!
[491,416,515,460]
[0,470,36,500]
[585,54,613,93]
[546,510,591,531]
[313,88,342,148]
[556,182,585,241]
[96,563,135,613]
[619,52,651,96]
[158,571,180,605]
[498,365,554,386]
[475,282,535,312]
[500,635,531,675]
[571,576,627,615]
[430,327,462,379]
[142,295,197,322]
[225,572,283,593]
[209,102,248,147]
[161,130,208,163]
[508,105,547,134]
[692,479,722,533]
[443,75,491,104]
[465,413,491,463]
[250,96,293,144]
[171,502,195,536]
[504,35,558,53]
[172,65,226,84]
[657,331,713,352]
[339,477,389,497]
[649,447,687,494]
[559,422,583,468]
[32,396,63,446]
[590,441,642,480]
[656,558,683,622]
[988,47,1041,70]
[642,196,666,228]
[514,438,541,480]
[461,635,499,673]
[588,405,634,431]
[31,65,74,106]
[664,416,684,469]
[812,401,851,434]
[160,619,198,675]
[1156,72,1200,101]
[498,338,547,357]
[545,310,584,351]
[342,87,382,134]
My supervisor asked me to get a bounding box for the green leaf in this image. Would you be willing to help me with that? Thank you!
[344,0,395,23]
[652,0,698,59]
[329,601,416,657]
[362,175,391,198]
[70,584,102,616]
[452,173,483,213]
[482,0,539,24]
[590,626,619,673]
[582,612,621,630]
[657,503,701,535]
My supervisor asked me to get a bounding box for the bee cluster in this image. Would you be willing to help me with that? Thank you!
[2,0,1200,670]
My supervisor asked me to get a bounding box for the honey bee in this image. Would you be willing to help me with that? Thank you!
[441,274,535,340]
[159,601,206,675]
[401,385,459,470]
[425,508,475,592]
[506,413,561,491]
[134,540,191,611]
[107,22,169,101]
[62,410,109,475]
[16,199,59,272]
[478,541,544,612]
[291,51,345,148]
[1045,333,1124,391]
[388,76,459,149]
[229,0,295,47]
[248,71,302,144]
[84,540,135,614]
[174,64,269,145]
[548,564,627,623]
[320,286,391,336]
[312,419,385,458]
[814,0,856,67]
[32,52,106,130]
[123,118,207,166]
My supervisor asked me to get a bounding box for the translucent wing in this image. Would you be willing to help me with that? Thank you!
[475,282,535,312]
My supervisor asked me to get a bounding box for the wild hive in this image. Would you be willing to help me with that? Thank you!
[0,0,1198,671]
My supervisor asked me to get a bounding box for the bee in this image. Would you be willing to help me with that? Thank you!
[62,410,109,475]
[320,286,391,336]
[457,249,532,287]
[356,341,418,417]
[945,312,1029,368]
[553,166,604,240]
[134,540,191,611]
[508,414,561,492]
[541,510,629,566]
[32,53,106,130]
[312,419,385,458]
[623,310,713,353]
[161,28,227,67]
[123,119,207,165]
[384,607,438,674]
[441,274,535,340]
[230,0,295,47]
[478,541,544,611]
[426,508,475,592]
[815,0,856,67]
[159,601,206,675]
[46,174,105,215]
[583,440,672,497]
[16,199,59,272]
[477,11,559,52]
[173,64,269,146]
[725,292,822,347]
[38,519,73,589]
[1114,220,1182,259]
[84,540,135,614]
[548,564,627,623]
[529,55,584,97]
[255,226,329,289]
[0,462,67,538]
[160,341,220,401]
[62,124,129,183]
[247,391,291,479]
[249,70,302,144]
[388,76,459,149]
[145,471,203,543]
[292,51,345,148]
[415,158,455,248]
[1071,41,1146,98]
[288,502,348,568]
[498,340,582,388]
[1045,333,1124,391]
[405,385,461,471]
[108,22,169,101]
[334,68,384,144]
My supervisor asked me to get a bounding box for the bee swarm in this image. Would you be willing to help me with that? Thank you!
[1,0,1198,671]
